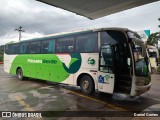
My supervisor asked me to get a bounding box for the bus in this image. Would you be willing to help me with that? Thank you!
[4,28,151,96]
[147,45,159,69]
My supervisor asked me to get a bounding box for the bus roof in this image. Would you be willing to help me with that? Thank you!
[6,27,131,44]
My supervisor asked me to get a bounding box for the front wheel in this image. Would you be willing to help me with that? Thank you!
[80,75,95,95]
[16,68,25,80]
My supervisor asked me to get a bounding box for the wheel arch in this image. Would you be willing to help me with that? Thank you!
[16,66,25,76]
[76,72,98,90]
[16,66,22,73]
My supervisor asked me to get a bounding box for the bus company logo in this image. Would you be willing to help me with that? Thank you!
[42,59,57,64]
[27,59,57,64]
[88,57,95,65]
[27,59,42,63]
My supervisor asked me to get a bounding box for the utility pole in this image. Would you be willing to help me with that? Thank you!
[15,26,25,41]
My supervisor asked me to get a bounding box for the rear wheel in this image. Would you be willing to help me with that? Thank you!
[80,75,95,95]
[16,68,25,80]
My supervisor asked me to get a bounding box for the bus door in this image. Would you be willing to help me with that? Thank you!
[113,43,132,94]
[98,44,115,94]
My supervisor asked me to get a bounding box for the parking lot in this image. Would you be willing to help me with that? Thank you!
[0,64,160,120]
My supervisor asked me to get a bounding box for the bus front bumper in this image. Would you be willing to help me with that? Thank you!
[135,83,151,96]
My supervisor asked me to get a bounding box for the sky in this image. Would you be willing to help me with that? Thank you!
[0,0,160,45]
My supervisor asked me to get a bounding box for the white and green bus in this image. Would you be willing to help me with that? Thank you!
[4,28,151,96]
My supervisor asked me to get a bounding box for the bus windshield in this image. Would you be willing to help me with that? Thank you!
[132,42,149,76]
[128,32,150,76]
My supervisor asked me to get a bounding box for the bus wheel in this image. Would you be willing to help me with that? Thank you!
[16,68,25,80]
[80,75,95,95]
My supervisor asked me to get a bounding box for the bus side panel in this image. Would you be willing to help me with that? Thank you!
[25,64,37,78]
[73,53,99,89]
[8,53,99,86]
[8,54,72,83]
[37,64,50,81]
[55,53,82,84]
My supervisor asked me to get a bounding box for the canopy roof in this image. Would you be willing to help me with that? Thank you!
[37,0,159,19]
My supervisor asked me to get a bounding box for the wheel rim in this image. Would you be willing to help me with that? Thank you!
[82,80,89,90]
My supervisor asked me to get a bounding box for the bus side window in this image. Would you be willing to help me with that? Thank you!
[5,44,12,54]
[42,40,55,53]
[75,33,98,52]
[29,41,41,54]
[12,44,19,54]
[100,31,126,46]
[100,45,113,73]
[20,42,29,54]
[56,37,74,53]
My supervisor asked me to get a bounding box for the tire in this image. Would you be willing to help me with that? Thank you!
[16,68,25,80]
[80,75,95,95]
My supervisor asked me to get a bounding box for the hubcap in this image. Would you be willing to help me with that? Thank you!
[82,80,89,90]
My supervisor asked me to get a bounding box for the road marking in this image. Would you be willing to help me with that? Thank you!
[15,96,43,120]
[15,96,34,111]
[66,89,127,111]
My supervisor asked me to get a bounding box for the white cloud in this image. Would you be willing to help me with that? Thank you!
[0,32,44,45]
[0,0,160,45]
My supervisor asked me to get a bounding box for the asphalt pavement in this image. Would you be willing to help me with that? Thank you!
[0,64,159,120]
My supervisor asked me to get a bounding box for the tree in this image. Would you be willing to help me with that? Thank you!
[146,32,160,48]
[6,41,15,44]
[0,45,4,62]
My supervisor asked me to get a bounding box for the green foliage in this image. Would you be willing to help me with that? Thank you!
[147,32,160,47]
[0,50,3,54]
[6,41,15,44]
[0,47,4,54]
[0,54,3,62]
[157,65,160,73]
[0,45,4,62]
